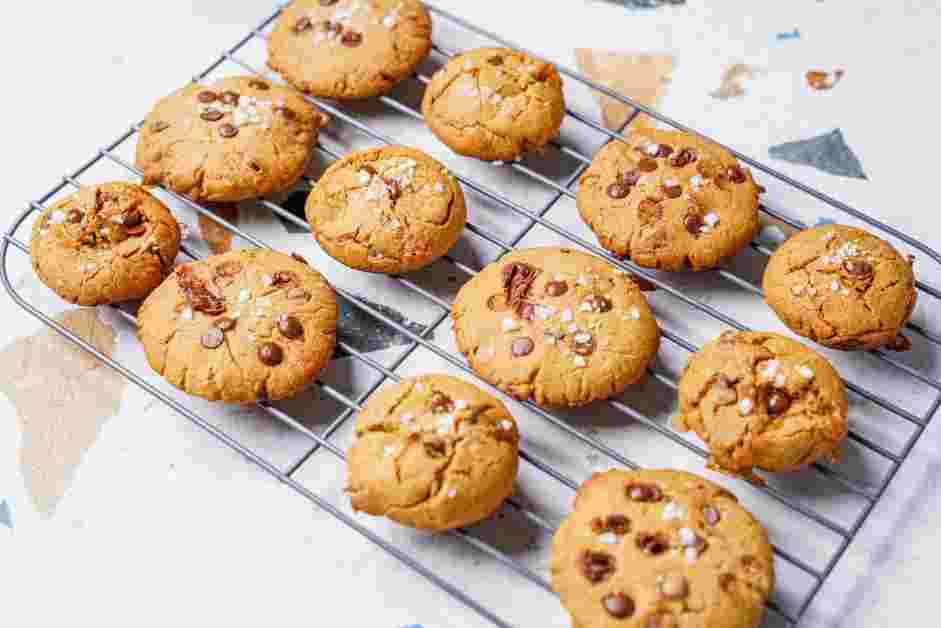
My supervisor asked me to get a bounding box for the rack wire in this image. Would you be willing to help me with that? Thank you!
[4,3,941,626]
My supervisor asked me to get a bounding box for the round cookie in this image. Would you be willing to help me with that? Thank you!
[577,129,762,271]
[135,76,328,202]
[138,249,338,404]
[346,374,520,531]
[551,469,774,628]
[421,47,566,162]
[305,145,467,273]
[675,331,848,480]
[30,182,181,306]
[452,247,661,407]
[267,0,432,100]
[762,224,917,351]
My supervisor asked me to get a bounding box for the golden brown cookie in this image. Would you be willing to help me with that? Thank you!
[762,224,917,351]
[267,0,432,100]
[346,374,520,531]
[138,249,337,404]
[452,247,661,407]
[675,331,848,480]
[135,76,328,202]
[422,47,566,162]
[551,469,774,628]
[577,129,762,271]
[30,182,181,306]
[305,145,467,273]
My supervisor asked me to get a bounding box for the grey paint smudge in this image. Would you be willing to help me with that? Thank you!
[0,499,12,529]
[769,129,868,180]
[335,296,431,356]
[777,29,801,40]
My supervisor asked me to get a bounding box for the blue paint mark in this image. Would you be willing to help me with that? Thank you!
[0,499,12,530]
[813,217,836,226]
[777,29,801,40]
[401,625,424,628]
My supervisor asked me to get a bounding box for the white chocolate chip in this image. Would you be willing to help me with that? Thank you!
[684,547,700,563]
[447,488,457,498]
[455,399,467,410]
[628,306,641,320]
[499,420,514,431]
[437,414,455,435]
[678,527,698,547]
[238,289,252,303]
[573,356,587,368]
[180,307,194,321]
[48,210,67,224]
[645,143,660,156]
[738,397,754,415]
[383,445,397,457]
[760,359,780,379]
[704,212,720,227]
[560,309,574,323]
[797,366,815,379]
[662,501,687,520]
[597,532,618,545]
[502,317,520,333]
[689,174,704,189]
[830,280,840,292]
[774,373,787,388]
[400,413,415,424]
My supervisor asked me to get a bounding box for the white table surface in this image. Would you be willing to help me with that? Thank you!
[2,1,940,626]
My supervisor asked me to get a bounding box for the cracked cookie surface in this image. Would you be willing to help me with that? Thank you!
[267,0,432,100]
[577,129,761,271]
[305,145,467,273]
[135,76,328,202]
[452,247,660,407]
[346,374,520,531]
[675,331,848,479]
[762,224,917,351]
[551,469,774,628]
[30,182,181,306]
[421,47,566,162]
[138,249,337,404]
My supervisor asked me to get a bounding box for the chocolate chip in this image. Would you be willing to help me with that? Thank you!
[511,337,535,357]
[219,123,239,138]
[287,287,311,302]
[655,144,674,158]
[429,392,455,414]
[579,550,615,583]
[249,80,269,90]
[197,90,217,103]
[341,30,363,47]
[486,294,511,311]
[213,317,236,331]
[607,181,631,199]
[294,16,313,33]
[591,514,631,535]
[272,270,298,286]
[601,593,634,619]
[767,391,791,416]
[622,170,642,185]
[66,209,83,224]
[123,209,142,228]
[590,295,613,312]
[703,505,721,526]
[669,148,696,168]
[887,334,912,352]
[257,342,284,366]
[127,225,147,237]
[572,332,596,356]
[291,252,309,265]
[177,267,226,315]
[201,327,225,349]
[728,165,747,183]
[201,110,224,122]
[488,55,504,65]
[319,0,338,4]
[740,555,762,574]
[502,262,539,309]
[626,483,662,502]
[684,213,704,235]
[423,437,447,458]
[545,280,568,297]
[636,532,669,555]
[660,574,688,599]
[277,106,297,120]
[663,184,683,199]
[151,120,169,133]
[386,179,402,201]
[842,259,873,277]
[638,158,659,173]
[518,303,536,321]
[719,573,737,592]
[277,315,304,339]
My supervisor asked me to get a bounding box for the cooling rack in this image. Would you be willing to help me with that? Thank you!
[4,3,941,626]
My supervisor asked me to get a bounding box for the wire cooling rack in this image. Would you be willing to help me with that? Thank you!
[4,3,941,626]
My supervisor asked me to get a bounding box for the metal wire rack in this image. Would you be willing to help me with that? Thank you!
[4,3,941,626]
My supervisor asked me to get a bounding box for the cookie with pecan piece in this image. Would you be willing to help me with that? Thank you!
[138,249,337,403]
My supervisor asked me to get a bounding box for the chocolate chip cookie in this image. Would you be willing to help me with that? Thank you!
[422,47,566,162]
[138,249,338,403]
[551,469,774,628]
[346,374,520,531]
[577,129,762,271]
[762,224,917,351]
[675,331,848,481]
[267,0,432,100]
[30,182,181,306]
[305,145,467,273]
[452,247,661,407]
[136,76,328,202]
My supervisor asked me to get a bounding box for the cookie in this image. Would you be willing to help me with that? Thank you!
[346,374,520,531]
[30,182,181,306]
[551,469,774,628]
[305,145,467,273]
[267,0,432,100]
[135,76,328,202]
[452,247,660,407]
[577,129,761,271]
[421,47,566,162]
[762,224,917,351]
[138,249,338,404]
[675,331,848,480]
